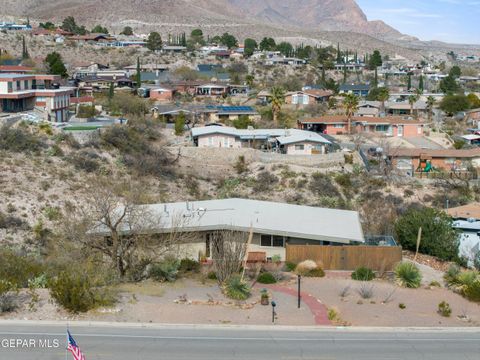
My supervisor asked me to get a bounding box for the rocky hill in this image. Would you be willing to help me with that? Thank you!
[0,0,410,41]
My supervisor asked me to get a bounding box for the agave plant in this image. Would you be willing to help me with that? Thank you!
[395,262,422,288]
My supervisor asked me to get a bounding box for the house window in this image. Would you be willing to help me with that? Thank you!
[260,235,285,247]
[261,235,272,246]
[24,80,28,89]
[16,80,20,89]
[375,125,389,132]
[272,236,284,247]
[295,144,305,150]
[303,95,309,105]
[208,137,213,146]
[7,82,12,92]
[333,124,344,128]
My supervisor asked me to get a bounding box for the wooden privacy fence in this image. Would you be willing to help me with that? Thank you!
[286,245,402,271]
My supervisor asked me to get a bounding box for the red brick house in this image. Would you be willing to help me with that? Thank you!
[150,86,176,102]
[298,116,425,137]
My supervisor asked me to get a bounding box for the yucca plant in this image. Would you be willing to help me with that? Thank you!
[224,275,251,300]
[395,262,422,288]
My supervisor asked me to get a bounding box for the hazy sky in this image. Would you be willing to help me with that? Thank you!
[356,0,479,44]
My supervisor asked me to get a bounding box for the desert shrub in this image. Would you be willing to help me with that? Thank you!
[457,270,478,288]
[395,207,460,261]
[253,171,278,192]
[395,262,422,288]
[398,303,406,309]
[357,282,374,299]
[47,144,64,157]
[464,280,480,302]
[309,172,340,197]
[48,271,115,313]
[149,257,180,282]
[334,173,352,189]
[77,104,96,118]
[0,212,28,230]
[126,258,152,282]
[257,272,277,284]
[295,260,325,277]
[0,280,17,313]
[0,125,44,153]
[328,308,339,321]
[179,258,200,273]
[429,281,441,287]
[351,267,375,281]
[69,150,101,173]
[224,274,251,300]
[109,93,148,116]
[207,271,217,280]
[284,262,297,272]
[233,155,249,174]
[43,206,62,221]
[271,254,282,264]
[437,301,452,317]
[444,264,461,286]
[0,250,44,288]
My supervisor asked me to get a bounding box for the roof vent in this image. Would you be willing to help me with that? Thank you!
[467,217,476,223]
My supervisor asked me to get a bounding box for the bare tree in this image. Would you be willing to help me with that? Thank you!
[62,178,189,279]
[211,230,248,284]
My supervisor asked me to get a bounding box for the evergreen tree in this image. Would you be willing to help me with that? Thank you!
[108,81,114,102]
[373,67,378,88]
[146,32,162,51]
[135,57,141,89]
[336,43,341,63]
[407,73,412,90]
[21,36,29,59]
[418,75,424,92]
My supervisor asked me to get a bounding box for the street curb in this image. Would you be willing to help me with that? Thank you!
[0,320,479,333]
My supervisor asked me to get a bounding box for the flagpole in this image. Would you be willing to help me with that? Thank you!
[66,322,69,360]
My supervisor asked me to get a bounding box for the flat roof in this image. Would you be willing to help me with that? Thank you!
[447,203,480,220]
[91,198,364,244]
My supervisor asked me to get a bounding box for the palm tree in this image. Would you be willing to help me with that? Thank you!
[343,93,359,134]
[427,96,436,122]
[408,93,420,119]
[377,87,390,115]
[270,86,285,126]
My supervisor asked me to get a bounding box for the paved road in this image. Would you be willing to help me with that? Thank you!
[0,322,478,360]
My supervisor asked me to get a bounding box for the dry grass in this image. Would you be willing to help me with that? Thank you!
[114,281,166,297]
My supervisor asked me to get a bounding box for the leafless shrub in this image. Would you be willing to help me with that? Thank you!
[357,282,374,299]
[382,287,397,304]
[212,230,248,284]
[339,285,351,298]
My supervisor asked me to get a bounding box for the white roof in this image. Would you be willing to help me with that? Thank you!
[191,126,330,144]
[461,134,480,141]
[93,198,364,244]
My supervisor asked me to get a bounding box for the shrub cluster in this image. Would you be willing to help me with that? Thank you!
[0,124,45,153]
[150,257,180,282]
[444,266,480,302]
[179,258,200,273]
[48,270,115,313]
[351,267,375,281]
[257,272,277,284]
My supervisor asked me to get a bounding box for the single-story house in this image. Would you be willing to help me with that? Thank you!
[196,84,229,97]
[203,105,260,123]
[68,33,114,43]
[298,116,425,137]
[0,65,34,74]
[285,89,333,106]
[149,86,176,102]
[447,203,480,267]
[387,148,480,176]
[385,101,428,117]
[191,126,331,155]
[91,198,365,260]
[356,101,381,117]
[339,84,370,97]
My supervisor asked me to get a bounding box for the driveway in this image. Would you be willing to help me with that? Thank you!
[404,136,445,149]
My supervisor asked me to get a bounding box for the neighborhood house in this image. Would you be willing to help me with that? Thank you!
[298,115,425,137]
[191,125,331,155]
[92,198,365,261]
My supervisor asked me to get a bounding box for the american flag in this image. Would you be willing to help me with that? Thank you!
[67,330,86,360]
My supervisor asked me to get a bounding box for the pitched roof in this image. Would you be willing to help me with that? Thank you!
[191,126,330,144]
[91,198,364,244]
[447,203,480,220]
